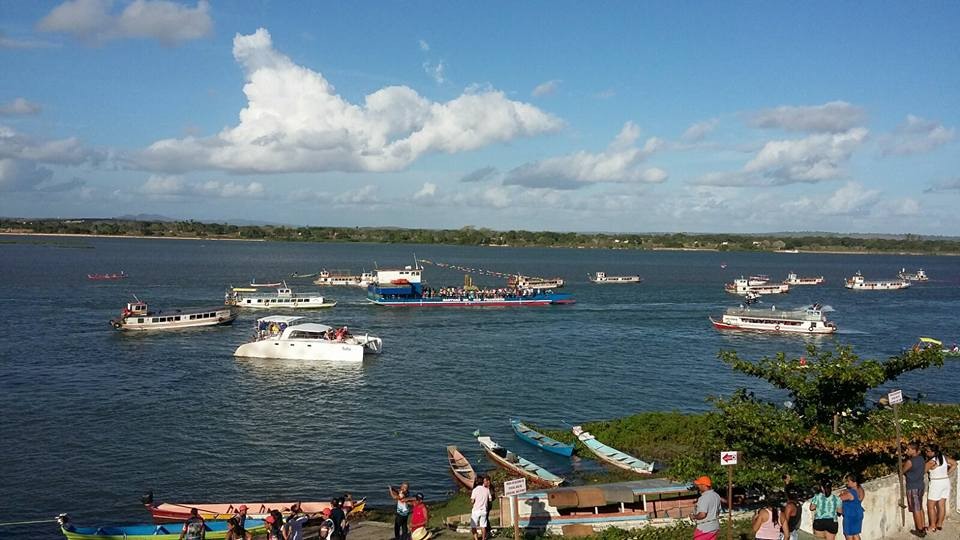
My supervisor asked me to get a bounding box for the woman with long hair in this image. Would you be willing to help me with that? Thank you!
[839,474,865,540]
[809,480,842,539]
[925,444,958,532]
[752,497,788,540]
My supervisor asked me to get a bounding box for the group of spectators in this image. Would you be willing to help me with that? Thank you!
[177,497,357,540]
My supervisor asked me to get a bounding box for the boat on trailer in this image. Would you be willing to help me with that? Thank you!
[110,300,238,331]
[588,272,642,284]
[226,283,336,309]
[511,419,574,457]
[783,272,825,285]
[233,315,382,362]
[572,426,654,474]
[844,271,910,290]
[447,445,478,490]
[57,514,265,540]
[710,303,838,334]
[477,435,565,487]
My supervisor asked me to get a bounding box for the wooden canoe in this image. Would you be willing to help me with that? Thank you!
[572,426,654,474]
[59,518,265,540]
[511,419,574,457]
[145,501,332,523]
[477,435,564,487]
[447,445,477,490]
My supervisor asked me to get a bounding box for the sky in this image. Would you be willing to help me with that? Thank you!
[1,1,958,234]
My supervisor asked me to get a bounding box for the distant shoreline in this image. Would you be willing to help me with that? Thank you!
[0,232,265,242]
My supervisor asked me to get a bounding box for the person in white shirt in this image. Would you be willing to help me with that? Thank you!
[470,476,492,540]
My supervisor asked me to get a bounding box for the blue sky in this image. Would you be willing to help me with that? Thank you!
[1,1,958,234]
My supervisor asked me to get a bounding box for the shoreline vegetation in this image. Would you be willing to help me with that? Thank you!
[3,218,960,254]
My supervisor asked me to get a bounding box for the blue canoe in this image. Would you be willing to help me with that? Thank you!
[572,425,654,474]
[511,419,574,457]
[58,516,265,540]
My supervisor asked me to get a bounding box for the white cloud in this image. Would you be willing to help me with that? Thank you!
[139,174,264,199]
[782,181,880,216]
[37,0,212,45]
[925,177,960,193]
[418,39,430,52]
[138,28,561,174]
[0,124,101,165]
[0,31,58,49]
[423,60,446,84]
[532,80,561,97]
[503,122,667,189]
[681,119,718,142]
[413,182,437,200]
[880,115,955,156]
[750,101,866,133]
[0,159,54,192]
[333,184,379,205]
[745,128,868,183]
[0,98,42,116]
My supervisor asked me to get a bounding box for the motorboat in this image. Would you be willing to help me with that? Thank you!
[88,271,127,280]
[226,283,336,309]
[725,277,789,295]
[898,268,929,282]
[588,272,642,284]
[110,299,238,331]
[508,274,565,289]
[313,269,376,287]
[747,274,770,285]
[844,271,910,290]
[783,272,825,285]
[234,315,382,361]
[710,303,838,334]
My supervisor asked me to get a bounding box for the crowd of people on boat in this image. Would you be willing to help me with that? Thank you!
[420,286,538,300]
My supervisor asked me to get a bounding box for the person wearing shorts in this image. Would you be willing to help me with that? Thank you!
[809,480,841,539]
[902,442,927,536]
[470,476,492,540]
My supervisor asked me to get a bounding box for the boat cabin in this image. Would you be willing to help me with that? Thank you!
[374,267,422,285]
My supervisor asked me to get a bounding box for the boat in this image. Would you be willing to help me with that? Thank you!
[844,271,910,290]
[226,283,337,309]
[234,315,382,361]
[710,303,838,334]
[109,299,238,331]
[57,514,265,539]
[290,271,318,278]
[88,272,127,280]
[508,274,565,289]
[477,435,565,487]
[720,263,727,269]
[743,291,761,305]
[588,272,642,284]
[724,277,790,296]
[511,419,574,457]
[777,249,800,254]
[446,445,477,490]
[747,274,770,285]
[249,280,282,287]
[898,268,929,282]
[913,337,960,356]
[367,266,574,307]
[571,426,654,474]
[783,272,825,285]
[313,269,376,287]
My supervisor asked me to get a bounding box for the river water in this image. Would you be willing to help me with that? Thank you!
[1,236,957,538]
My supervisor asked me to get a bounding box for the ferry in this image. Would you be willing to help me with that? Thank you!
[110,299,238,331]
[898,268,929,282]
[313,269,376,287]
[366,266,574,307]
[226,283,337,309]
[783,272,825,285]
[508,274,565,289]
[748,274,770,285]
[234,315,382,362]
[844,271,910,290]
[724,277,790,296]
[710,303,837,334]
[588,271,642,284]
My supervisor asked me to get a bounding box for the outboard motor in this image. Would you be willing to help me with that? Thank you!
[140,490,154,506]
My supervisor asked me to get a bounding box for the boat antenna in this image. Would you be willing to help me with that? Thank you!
[413,253,420,270]
[132,294,141,302]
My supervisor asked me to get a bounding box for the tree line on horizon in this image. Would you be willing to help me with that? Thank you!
[3,217,959,254]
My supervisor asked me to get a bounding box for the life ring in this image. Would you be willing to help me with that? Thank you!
[774,324,780,331]
[217,317,224,322]
[112,321,122,329]
[809,327,815,332]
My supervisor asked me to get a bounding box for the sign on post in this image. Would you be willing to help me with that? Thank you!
[888,389,903,405]
[504,478,527,496]
[720,451,738,540]
[720,451,738,466]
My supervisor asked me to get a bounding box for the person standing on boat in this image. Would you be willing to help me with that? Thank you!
[179,508,205,540]
[388,482,412,540]
[470,476,492,540]
[691,475,722,540]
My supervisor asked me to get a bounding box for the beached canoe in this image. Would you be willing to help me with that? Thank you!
[511,419,574,457]
[145,501,332,523]
[478,435,564,487]
[572,426,654,474]
[58,515,264,540]
[447,445,478,490]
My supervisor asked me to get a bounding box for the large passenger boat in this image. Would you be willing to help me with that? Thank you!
[313,269,376,287]
[783,272,825,285]
[710,303,837,334]
[588,272,642,284]
[226,284,336,309]
[724,277,790,296]
[110,300,238,331]
[234,315,382,361]
[898,268,928,282]
[508,274,565,289]
[366,266,574,307]
[844,271,910,290]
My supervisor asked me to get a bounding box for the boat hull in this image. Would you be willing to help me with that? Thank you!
[113,307,238,331]
[572,427,653,474]
[61,520,264,539]
[234,339,377,361]
[478,436,564,487]
[146,503,329,523]
[367,293,574,307]
[511,420,574,457]
[447,445,477,490]
[709,316,837,334]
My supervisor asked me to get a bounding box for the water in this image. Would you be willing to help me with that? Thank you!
[1,237,958,537]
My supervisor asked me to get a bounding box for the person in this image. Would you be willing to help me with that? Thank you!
[264,513,283,540]
[342,493,355,515]
[482,476,494,539]
[838,473,864,540]
[809,480,841,539]
[690,475,722,540]
[925,444,958,532]
[224,517,252,540]
[752,498,787,540]
[328,497,346,540]
[902,442,927,536]
[388,482,412,540]
[179,508,205,540]
[283,502,309,540]
[783,487,802,540]
[410,492,429,534]
[470,476,492,540]
[318,519,334,540]
[233,505,248,528]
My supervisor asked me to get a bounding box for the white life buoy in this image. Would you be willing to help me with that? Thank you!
[112,321,122,329]
[774,324,780,331]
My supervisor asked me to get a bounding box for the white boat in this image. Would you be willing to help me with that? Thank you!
[710,303,837,334]
[845,271,910,290]
[110,300,238,331]
[783,272,825,285]
[234,315,382,361]
[588,272,642,284]
[313,269,376,287]
[898,268,928,282]
[226,284,337,309]
[508,274,565,289]
[724,277,789,295]
[747,274,770,285]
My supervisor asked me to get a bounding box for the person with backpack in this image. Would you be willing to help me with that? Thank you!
[178,508,205,540]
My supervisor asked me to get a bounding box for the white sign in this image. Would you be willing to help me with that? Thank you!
[720,451,738,466]
[888,389,903,405]
[503,478,527,496]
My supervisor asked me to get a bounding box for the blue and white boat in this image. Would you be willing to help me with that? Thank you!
[477,435,565,487]
[57,514,265,540]
[366,266,574,307]
[511,419,574,457]
[572,426,654,474]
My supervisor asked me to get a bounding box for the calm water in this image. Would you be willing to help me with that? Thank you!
[1,237,958,538]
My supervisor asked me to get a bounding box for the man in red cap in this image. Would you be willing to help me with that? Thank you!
[691,475,721,540]
[234,505,248,528]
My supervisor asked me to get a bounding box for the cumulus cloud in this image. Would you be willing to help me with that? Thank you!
[782,181,880,216]
[413,182,437,200]
[138,28,561,174]
[503,122,667,190]
[0,158,55,192]
[743,128,868,183]
[681,119,718,142]
[333,184,379,205]
[139,174,264,199]
[532,80,560,97]
[37,0,212,45]
[880,115,955,156]
[460,166,498,183]
[0,98,42,116]
[750,101,866,133]
[0,124,103,165]
[924,177,960,193]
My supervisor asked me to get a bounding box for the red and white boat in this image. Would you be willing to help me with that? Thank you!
[783,272,825,285]
[145,500,334,523]
[844,271,910,290]
[710,303,837,334]
[724,277,789,296]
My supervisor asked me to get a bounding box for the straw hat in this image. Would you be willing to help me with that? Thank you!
[412,527,433,540]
